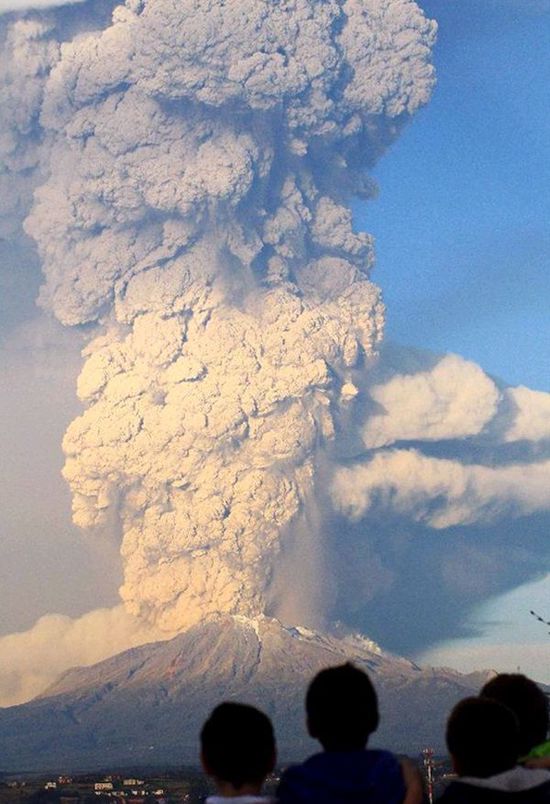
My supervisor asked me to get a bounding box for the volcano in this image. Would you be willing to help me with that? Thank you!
[0,616,490,772]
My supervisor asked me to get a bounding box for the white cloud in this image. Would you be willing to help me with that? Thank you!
[363,354,500,448]
[504,386,550,443]
[332,449,550,528]
[0,0,83,13]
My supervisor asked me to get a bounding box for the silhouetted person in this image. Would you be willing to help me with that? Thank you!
[481,674,550,762]
[438,696,550,803]
[278,662,421,804]
[200,702,276,803]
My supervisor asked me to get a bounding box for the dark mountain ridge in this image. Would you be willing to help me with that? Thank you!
[0,616,491,772]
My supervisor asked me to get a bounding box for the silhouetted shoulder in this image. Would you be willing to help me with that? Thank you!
[437,769,550,804]
[278,749,405,804]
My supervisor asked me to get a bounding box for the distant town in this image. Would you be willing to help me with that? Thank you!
[0,757,454,803]
[0,767,283,803]
[0,767,209,803]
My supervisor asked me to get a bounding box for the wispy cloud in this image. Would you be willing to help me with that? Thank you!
[0,0,83,13]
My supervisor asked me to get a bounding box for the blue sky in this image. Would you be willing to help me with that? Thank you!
[353,0,550,678]
[355,0,550,391]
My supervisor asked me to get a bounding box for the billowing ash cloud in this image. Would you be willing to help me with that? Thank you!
[4,0,550,686]
[1,0,436,633]
[0,17,58,235]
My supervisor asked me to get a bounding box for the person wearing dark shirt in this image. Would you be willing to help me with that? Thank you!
[480,673,550,764]
[278,662,419,804]
[200,702,277,804]
[438,696,550,804]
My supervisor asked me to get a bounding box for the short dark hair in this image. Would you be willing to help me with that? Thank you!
[200,702,275,789]
[446,697,520,778]
[306,663,379,751]
[480,673,549,756]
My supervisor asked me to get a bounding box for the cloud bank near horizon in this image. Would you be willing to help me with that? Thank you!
[0,607,167,707]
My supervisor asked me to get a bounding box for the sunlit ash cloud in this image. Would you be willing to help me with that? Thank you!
[1,0,550,705]
[5,0,435,633]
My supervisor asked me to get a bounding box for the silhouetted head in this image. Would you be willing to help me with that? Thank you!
[446,697,520,778]
[200,702,276,791]
[481,673,549,756]
[306,662,379,751]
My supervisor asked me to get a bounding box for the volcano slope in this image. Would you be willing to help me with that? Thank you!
[0,616,490,772]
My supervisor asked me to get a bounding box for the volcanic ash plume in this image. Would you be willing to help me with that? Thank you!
[8,0,436,632]
[0,16,58,236]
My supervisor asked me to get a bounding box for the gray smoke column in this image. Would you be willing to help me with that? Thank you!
[15,0,436,632]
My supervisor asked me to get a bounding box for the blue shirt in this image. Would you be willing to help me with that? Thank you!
[278,749,406,803]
